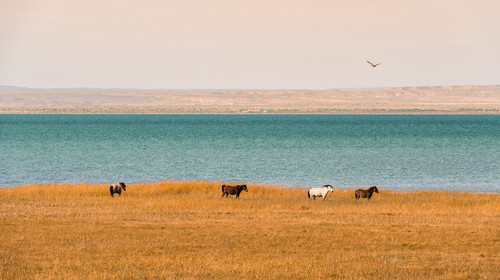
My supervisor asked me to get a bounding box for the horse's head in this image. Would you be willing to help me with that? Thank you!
[242,185,248,192]
[323,185,334,192]
[372,186,378,193]
[119,182,126,191]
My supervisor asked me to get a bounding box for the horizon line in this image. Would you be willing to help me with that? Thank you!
[1,84,499,92]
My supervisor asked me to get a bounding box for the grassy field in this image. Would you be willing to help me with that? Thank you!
[1,181,499,279]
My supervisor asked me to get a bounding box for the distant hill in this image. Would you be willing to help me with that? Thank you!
[0,85,498,114]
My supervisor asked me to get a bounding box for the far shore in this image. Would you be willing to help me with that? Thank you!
[1,85,499,114]
[1,105,499,114]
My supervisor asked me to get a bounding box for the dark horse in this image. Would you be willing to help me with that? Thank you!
[110,182,126,197]
[221,184,248,199]
[355,186,379,199]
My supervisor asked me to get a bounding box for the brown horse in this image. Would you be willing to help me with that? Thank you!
[221,184,248,199]
[355,186,379,199]
[110,182,126,197]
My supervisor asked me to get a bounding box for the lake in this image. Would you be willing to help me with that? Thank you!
[1,114,498,191]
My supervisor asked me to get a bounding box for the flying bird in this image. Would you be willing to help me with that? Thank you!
[367,61,381,67]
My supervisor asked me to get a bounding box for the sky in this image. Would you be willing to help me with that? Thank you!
[1,0,499,89]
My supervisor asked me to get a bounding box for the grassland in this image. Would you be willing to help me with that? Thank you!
[1,181,499,279]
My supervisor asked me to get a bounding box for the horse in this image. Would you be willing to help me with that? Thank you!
[221,184,248,199]
[307,185,334,200]
[355,186,379,199]
[110,182,126,197]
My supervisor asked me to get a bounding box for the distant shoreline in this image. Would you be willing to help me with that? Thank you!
[1,85,498,114]
[0,105,498,114]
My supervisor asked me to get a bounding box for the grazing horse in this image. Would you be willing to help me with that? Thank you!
[355,186,379,199]
[110,182,126,197]
[307,185,334,200]
[221,184,248,199]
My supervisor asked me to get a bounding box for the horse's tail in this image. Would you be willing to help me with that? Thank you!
[307,190,310,199]
[110,186,114,197]
[221,185,226,193]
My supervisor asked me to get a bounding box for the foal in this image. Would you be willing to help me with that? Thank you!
[355,186,379,199]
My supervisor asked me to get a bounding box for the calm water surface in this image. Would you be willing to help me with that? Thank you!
[1,114,498,191]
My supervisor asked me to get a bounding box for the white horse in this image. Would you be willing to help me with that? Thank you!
[307,185,334,200]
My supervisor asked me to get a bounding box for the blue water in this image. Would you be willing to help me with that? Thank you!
[0,114,498,191]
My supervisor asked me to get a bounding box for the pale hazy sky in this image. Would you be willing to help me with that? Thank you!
[1,0,499,89]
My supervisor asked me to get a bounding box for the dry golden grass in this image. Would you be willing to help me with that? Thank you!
[1,181,499,279]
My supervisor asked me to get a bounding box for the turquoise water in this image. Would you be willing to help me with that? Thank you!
[1,114,498,191]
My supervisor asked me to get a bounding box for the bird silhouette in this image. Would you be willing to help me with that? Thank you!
[367,61,381,67]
